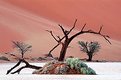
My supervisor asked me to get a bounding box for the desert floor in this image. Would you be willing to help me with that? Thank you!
[0,62,121,80]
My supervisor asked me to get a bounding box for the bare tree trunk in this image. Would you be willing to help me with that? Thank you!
[87,53,93,61]
[21,51,24,59]
[58,41,69,61]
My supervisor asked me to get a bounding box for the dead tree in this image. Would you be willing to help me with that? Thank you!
[12,41,32,58]
[6,41,42,74]
[47,19,111,61]
[6,58,41,74]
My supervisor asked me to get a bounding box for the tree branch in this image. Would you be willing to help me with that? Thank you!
[56,36,61,41]
[81,23,86,32]
[46,30,59,42]
[98,25,103,34]
[6,59,42,74]
[12,41,23,53]
[69,25,111,44]
[69,23,87,41]
[11,66,26,74]
[6,59,22,74]
[58,24,68,39]
[68,19,77,33]
[47,19,78,55]
[48,43,60,55]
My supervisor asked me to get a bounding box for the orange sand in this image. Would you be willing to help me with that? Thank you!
[0,0,121,61]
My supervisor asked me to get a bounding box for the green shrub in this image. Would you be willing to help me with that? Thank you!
[87,67,96,75]
[65,58,96,75]
[66,58,80,69]
[78,61,88,68]
[80,67,88,74]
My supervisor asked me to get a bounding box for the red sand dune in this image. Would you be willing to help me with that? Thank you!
[0,0,121,61]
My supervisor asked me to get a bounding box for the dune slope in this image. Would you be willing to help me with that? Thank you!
[0,0,121,61]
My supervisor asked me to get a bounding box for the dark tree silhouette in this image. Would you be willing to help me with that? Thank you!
[12,41,32,58]
[78,41,100,61]
[6,41,42,74]
[47,19,111,61]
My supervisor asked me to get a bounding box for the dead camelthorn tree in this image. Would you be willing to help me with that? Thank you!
[47,19,111,61]
[78,41,101,61]
[6,41,42,74]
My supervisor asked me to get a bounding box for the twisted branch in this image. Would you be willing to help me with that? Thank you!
[47,19,77,55]
[6,59,42,74]
[46,30,59,42]
[69,26,111,44]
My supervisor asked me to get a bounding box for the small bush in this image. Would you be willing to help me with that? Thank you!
[0,56,10,61]
[66,58,80,69]
[66,58,96,75]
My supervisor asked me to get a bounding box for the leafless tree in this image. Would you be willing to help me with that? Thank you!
[47,19,111,61]
[78,41,100,61]
[6,41,42,74]
[12,41,32,58]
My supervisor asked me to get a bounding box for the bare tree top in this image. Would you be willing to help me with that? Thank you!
[12,41,32,58]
